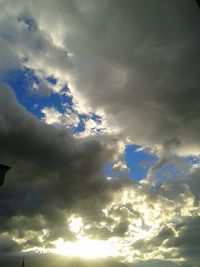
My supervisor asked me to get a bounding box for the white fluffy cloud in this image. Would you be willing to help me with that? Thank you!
[41,106,80,128]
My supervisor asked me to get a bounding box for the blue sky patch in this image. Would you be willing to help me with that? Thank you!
[103,145,158,181]
[1,68,73,119]
[125,144,158,181]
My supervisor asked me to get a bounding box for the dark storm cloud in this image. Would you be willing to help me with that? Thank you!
[1,1,200,265]
[1,0,200,153]
[165,216,200,261]
[0,85,131,251]
[0,85,199,265]
[65,0,200,153]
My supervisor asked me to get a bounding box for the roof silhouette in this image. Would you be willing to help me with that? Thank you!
[0,163,11,186]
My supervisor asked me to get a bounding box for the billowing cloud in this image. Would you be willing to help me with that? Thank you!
[0,0,200,266]
[1,0,200,153]
[0,85,200,265]
[0,85,130,251]
[41,106,80,128]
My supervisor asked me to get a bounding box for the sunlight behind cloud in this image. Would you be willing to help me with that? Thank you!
[69,215,83,234]
[1,0,200,266]
[52,238,120,258]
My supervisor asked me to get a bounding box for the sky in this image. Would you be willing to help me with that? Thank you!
[0,0,200,266]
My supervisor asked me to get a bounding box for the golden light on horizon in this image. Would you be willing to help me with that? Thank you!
[52,237,121,258]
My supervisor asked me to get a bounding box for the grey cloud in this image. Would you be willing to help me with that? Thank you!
[1,0,200,152]
[0,85,130,249]
[166,216,200,249]
[132,226,175,255]
[128,259,191,267]
[83,219,129,240]
[155,226,175,241]
[152,161,200,202]
[66,0,200,152]
[0,3,73,88]
[150,225,175,246]
[162,216,200,266]
[0,234,21,255]
[83,225,113,240]
[112,219,129,237]
[1,1,200,265]
[0,83,198,263]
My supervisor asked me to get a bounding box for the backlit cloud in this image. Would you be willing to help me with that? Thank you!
[0,1,200,266]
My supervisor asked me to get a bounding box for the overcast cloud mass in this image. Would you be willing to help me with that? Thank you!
[0,0,200,266]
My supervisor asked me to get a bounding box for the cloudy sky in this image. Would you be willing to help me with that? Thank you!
[0,0,200,266]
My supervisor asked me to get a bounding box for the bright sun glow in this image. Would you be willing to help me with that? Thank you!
[52,238,120,258]
[69,216,83,234]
